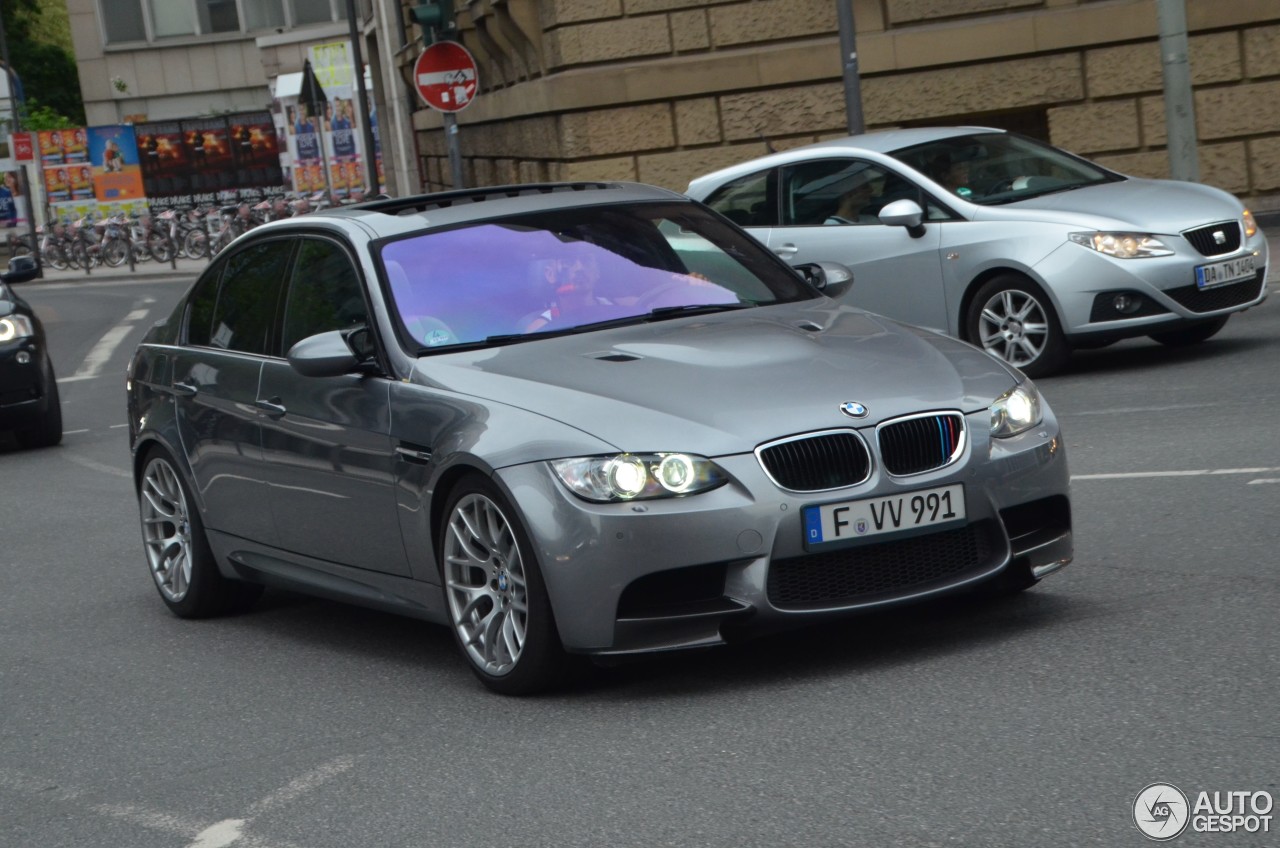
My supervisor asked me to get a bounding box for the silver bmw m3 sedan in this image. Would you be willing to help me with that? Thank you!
[687,127,1268,377]
[127,182,1072,694]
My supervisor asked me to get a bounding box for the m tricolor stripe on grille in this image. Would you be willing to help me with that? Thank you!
[877,412,966,476]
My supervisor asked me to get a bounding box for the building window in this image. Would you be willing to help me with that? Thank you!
[100,0,345,44]
[198,0,242,34]
[103,0,148,43]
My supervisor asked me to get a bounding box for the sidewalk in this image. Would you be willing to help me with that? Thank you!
[20,254,209,284]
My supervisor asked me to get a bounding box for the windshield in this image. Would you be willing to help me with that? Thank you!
[378,201,816,351]
[889,132,1120,205]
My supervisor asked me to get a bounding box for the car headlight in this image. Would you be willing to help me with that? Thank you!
[550,453,728,502]
[990,381,1043,438]
[1243,209,1257,238]
[0,314,35,342]
[1068,231,1173,258]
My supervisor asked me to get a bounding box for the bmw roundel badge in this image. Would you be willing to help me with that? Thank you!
[840,401,868,418]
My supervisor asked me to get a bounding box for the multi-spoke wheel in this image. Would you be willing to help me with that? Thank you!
[440,475,569,695]
[966,275,1068,378]
[138,448,261,617]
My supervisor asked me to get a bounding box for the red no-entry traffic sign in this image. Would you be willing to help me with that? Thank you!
[413,42,479,113]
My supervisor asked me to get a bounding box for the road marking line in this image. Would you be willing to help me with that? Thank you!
[187,819,246,848]
[1248,478,1280,485]
[1066,403,1215,417]
[57,374,98,383]
[61,452,131,479]
[62,428,90,435]
[70,324,133,381]
[247,755,358,817]
[110,423,129,429]
[1073,466,1280,481]
[123,308,150,322]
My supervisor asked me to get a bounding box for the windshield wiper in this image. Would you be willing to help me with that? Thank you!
[645,303,755,320]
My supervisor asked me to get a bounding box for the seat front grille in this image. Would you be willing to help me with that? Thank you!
[1164,271,1265,313]
[1183,222,1242,257]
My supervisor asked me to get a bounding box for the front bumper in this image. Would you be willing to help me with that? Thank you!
[1036,230,1269,341]
[0,340,51,430]
[497,408,1072,655]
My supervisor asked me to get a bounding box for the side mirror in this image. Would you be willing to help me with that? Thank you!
[2,255,39,284]
[793,261,855,296]
[287,329,361,378]
[878,199,926,238]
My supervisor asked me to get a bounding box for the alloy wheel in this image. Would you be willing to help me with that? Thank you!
[977,289,1049,367]
[443,493,529,677]
[140,458,194,602]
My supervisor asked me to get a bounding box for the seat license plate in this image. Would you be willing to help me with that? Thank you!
[803,483,965,549]
[1195,255,1255,289]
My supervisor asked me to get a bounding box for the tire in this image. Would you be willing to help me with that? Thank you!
[965,274,1069,378]
[440,474,571,695]
[148,232,173,263]
[138,447,263,618]
[42,244,68,271]
[183,229,208,259]
[16,359,62,449]
[102,238,128,268]
[1149,316,1229,347]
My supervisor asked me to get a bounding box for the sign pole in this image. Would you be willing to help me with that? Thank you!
[444,113,463,189]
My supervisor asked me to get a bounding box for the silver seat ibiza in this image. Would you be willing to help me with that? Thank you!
[127,182,1071,694]
[687,127,1269,376]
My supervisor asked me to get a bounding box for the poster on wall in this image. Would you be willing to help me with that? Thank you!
[227,112,284,193]
[0,170,29,229]
[135,121,192,200]
[37,130,64,166]
[87,125,145,202]
[181,118,235,194]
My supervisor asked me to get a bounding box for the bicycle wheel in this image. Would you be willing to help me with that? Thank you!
[148,232,173,263]
[103,238,128,267]
[42,243,68,271]
[183,229,208,259]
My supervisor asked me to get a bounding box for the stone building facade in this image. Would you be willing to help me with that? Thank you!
[399,0,1280,210]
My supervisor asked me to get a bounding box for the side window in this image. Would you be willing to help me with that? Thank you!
[280,238,369,355]
[703,168,777,227]
[782,159,902,227]
[184,261,225,346]
[208,240,294,354]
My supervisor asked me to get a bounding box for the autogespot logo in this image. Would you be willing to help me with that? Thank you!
[1134,783,1190,841]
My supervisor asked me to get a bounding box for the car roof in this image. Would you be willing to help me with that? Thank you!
[279,182,689,240]
[686,126,1005,193]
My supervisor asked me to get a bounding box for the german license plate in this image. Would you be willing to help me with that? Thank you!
[1195,255,1255,289]
[803,483,965,549]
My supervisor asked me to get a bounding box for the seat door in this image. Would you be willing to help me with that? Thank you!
[774,159,949,332]
[258,236,409,576]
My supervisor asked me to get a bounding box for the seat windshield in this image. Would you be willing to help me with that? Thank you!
[889,132,1120,205]
[378,201,817,351]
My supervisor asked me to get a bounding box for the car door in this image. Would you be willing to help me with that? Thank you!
[772,158,950,332]
[172,241,293,545]
[257,235,410,576]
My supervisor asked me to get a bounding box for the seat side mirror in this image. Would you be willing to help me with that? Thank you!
[878,199,926,238]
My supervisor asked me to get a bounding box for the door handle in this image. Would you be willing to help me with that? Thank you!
[774,243,799,258]
[395,444,433,464]
[254,398,287,418]
[171,381,198,397]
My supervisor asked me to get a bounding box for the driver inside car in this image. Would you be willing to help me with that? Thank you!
[523,248,614,332]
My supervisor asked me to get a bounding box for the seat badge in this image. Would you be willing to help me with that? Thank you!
[840,401,868,418]
[1213,230,1227,245]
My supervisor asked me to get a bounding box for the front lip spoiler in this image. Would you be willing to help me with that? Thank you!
[592,598,755,657]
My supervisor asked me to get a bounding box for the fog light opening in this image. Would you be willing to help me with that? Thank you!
[15,350,31,365]
[1112,293,1142,315]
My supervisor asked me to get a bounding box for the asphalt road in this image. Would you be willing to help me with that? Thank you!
[1,268,1277,848]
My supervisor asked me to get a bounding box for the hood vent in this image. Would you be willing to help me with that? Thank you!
[590,352,641,362]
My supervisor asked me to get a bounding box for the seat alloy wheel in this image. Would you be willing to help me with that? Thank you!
[967,274,1068,378]
[440,474,570,695]
[137,447,262,618]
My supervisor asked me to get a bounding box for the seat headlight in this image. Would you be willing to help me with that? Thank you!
[1243,209,1257,238]
[990,381,1043,438]
[1069,231,1173,258]
[0,314,35,342]
[550,453,728,502]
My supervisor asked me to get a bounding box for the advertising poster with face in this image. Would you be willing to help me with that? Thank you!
[71,164,94,200]
[43,165,70,202]
[38,130,64,166]
[88,125,146,202]
[180,118,235,195]
[63,128,89,164]
[0,171,28,229]
[135,121,192,203]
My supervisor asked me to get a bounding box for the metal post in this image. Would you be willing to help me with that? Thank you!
[0,9,42,277]
[444,112,464,189]
[346,0,382,196]
[836,0,865,135]
[1156,0,1199,182]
